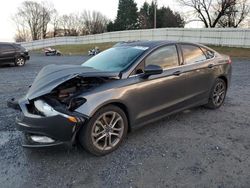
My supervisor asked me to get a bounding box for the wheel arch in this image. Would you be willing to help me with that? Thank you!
[217,75,228,89]
[103,102,131,132]
[87,101,131,133]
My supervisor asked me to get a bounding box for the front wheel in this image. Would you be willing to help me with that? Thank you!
[15,57,26,66]
[205,78,227,109]
[79,105,128,156]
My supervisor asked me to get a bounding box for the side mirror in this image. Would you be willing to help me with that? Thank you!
[143,64,163,78]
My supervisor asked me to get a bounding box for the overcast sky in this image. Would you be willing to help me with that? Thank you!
[0,0,194,42]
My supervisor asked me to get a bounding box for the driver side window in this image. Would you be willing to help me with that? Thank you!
[145,45,179,69]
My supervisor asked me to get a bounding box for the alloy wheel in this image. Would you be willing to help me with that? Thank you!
[16,58,25,66]
[91,111,124,151]
[212,81,226,106]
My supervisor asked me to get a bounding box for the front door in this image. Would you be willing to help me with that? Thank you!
[127,44,189,126]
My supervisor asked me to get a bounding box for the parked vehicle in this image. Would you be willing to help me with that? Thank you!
[0,42,29,66]
[88,47,100,56]
[44,47,62,56]
[8,41,232,156]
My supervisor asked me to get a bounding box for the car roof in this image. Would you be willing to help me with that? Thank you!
[114,40,177,49]
[0,42,17,46]
[113,40,216,53]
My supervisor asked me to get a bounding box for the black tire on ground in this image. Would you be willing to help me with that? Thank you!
[15,57,26,66]
[79,105,128,156]
[205,78,227,109]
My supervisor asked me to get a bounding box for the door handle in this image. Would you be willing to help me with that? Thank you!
[172,71,182,76]
[208,64,214,68]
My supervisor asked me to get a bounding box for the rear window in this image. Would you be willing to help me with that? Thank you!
[201,48,215,59]
[181,44,206,64]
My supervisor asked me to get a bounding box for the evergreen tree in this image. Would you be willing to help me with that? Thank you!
[114,0,139,30]
[138,2,185,29]
[138,2,152,29]
[157,6,185,28]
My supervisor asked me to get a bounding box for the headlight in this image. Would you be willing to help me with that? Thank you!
[33,100,78,123]
[34,100,60,117]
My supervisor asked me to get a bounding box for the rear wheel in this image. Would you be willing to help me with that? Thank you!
[15,57,25,66]
[205,78,227,109]
[79,105,128,156]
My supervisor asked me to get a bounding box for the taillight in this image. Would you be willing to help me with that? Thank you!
[228,57,232,64]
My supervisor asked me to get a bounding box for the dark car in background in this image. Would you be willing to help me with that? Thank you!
[9,41,232,156]
[0,42,30,66]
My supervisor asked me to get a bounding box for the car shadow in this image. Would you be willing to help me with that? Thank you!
[22,106,207,160]
[0,63,15,68]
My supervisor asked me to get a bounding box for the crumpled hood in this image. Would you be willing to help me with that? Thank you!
[26,64,119,100]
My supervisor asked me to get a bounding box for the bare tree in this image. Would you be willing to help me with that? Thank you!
[13,1,55,40]
[218,0,250,27]
[12,14,30,42]
[59,14,81,36]
[40,1,55,39]
[81,10,108,34]
[50,10,60,37]
[16,1,43,40]
[13,2,109,39]
[178,0,249,27]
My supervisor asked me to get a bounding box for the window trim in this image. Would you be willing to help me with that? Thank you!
[200,47,215,60]
[129,44,181,77]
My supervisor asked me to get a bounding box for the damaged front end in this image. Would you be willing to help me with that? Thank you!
[8,64,119,147]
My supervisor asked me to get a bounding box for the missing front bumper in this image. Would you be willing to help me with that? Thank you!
[16,112,84,142]
[8,97,86,146]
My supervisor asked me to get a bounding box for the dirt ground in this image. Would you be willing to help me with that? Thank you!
[0,54,249,188]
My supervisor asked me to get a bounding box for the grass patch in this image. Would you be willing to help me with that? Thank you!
[208,45,250,58]
[32,42,250,58]
[33,42,116,55]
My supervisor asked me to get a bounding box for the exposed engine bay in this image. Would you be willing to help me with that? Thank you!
[32,76,112,114]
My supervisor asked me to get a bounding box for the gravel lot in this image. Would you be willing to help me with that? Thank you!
[0,54,249,188]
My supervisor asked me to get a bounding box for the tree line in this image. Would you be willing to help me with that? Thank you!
[13,0,249,42]
[107,0,185,31]
[13,1,109,42]
[13,0,185,42]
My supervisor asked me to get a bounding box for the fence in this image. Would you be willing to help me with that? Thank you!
[20,28,250,50]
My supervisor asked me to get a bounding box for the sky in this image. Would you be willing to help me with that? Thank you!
[0,0,195,42]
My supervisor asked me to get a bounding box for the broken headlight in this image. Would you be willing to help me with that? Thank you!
[33,100,80,123]
[34,100,62,117]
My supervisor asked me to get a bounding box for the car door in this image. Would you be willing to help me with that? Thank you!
[178,43,215,105]
[127,44,191,126]
[0,44,16,62]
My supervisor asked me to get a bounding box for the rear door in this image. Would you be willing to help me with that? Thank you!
[0,44,16,62]
[178,43,215,104]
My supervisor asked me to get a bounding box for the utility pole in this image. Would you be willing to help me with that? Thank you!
[154,0,157,28]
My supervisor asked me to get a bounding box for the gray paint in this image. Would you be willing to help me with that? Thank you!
[18,41,232,139]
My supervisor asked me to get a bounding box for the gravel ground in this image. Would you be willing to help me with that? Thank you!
[0,54,249,188]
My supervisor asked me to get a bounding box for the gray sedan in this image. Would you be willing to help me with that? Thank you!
[9,41,232,156]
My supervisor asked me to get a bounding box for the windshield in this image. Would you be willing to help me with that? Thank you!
[82,46,148,72]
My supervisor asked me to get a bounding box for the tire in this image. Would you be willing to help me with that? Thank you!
[205,78,227,109]
[79,105,128,156]
[15,57,26,66]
